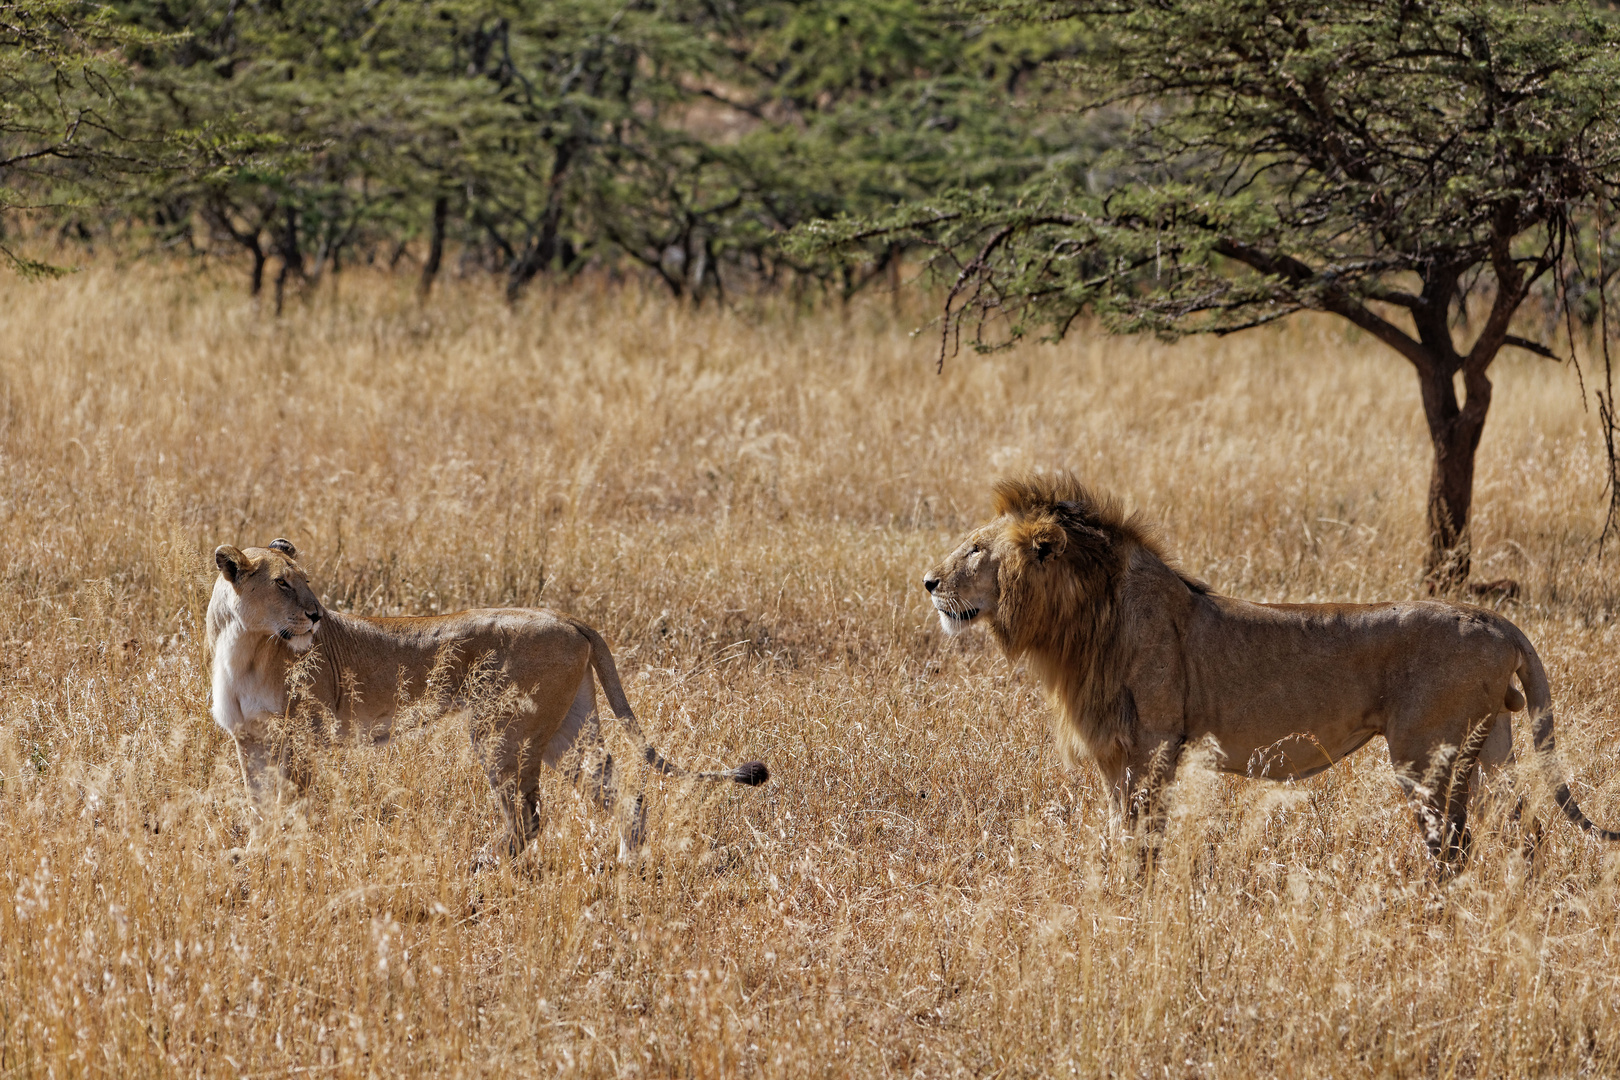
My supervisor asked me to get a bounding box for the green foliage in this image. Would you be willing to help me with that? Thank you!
[796,0,1620,575]
[803,0,1620,353]
[0,0,1094,298]
[0,0,179,274]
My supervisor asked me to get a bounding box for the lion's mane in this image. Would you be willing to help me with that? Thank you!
[987,474,1206,767]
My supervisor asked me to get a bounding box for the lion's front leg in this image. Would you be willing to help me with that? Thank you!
[1101,732,1185,837]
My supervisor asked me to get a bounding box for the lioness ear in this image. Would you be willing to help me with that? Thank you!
[268,538,297,559]
[215,545,246,582]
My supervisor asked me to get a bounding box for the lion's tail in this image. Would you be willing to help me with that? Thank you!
[576,622,769,787]
[1514,635,1620,841]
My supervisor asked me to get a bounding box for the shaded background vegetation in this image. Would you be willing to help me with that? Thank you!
[2,0,1097,302]
[10,0,1620,582]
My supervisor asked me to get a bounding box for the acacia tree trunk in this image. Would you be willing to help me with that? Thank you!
[1416,362,1491,590]
[1304,248,1528,592]
[506,139,578,302]
[248,240,267,297]
[204,198,270,296]
[274,205,303,317]
[1206,218,1547,594]
[419,195,448,299]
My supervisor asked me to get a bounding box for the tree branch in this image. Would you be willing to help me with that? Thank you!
[1464,202,1529,373]
[1363,288,1423,309]
[1502,335,1559,361]
[941,223,1018,373]
[1213,238,1435,373]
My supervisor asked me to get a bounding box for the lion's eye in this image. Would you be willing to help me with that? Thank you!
[276,580,293,594]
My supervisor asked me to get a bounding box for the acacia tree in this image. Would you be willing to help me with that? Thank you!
[0,0,176,275]
[104,0,1086,302]
[800,0,1620,589]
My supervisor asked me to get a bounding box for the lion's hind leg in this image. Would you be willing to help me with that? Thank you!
[1472,707,1544,859]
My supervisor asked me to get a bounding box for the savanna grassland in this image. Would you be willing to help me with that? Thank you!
[2,266,1619,1078]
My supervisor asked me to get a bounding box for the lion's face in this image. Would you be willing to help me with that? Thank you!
[925,504,1074,639]
[923,526,1005,635]
[213,539,324,652]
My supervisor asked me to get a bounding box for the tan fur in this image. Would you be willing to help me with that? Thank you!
[923,475,1620,864]
[207,541,767,860]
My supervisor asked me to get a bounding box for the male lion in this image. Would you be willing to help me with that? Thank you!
[207,539,768,859]
[923,474,1619,864]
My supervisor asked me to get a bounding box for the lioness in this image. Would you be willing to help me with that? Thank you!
[207,539,768,857]
[924,475,1619,864]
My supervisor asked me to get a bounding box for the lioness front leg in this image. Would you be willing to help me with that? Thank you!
[231,723,309,813]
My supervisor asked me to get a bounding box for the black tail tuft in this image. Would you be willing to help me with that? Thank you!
[733,761,770,786]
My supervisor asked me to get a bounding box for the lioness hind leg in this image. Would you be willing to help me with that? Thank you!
[543,675,607,796]
[1472,710,1545,859]
[471,711,546,858]
[541,674,645,860]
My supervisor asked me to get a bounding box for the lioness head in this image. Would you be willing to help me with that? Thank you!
[213,538,324,652]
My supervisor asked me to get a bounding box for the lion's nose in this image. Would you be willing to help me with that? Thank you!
[308,609,322,623]
[923,576,940,593]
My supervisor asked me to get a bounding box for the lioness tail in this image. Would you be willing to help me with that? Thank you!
[575,621,769,787]
[1516,642,1620,841]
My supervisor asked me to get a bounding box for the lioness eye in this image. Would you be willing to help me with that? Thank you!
[276,580,293,593]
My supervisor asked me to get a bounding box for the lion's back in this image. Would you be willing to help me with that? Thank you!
[1186,593,1524,730]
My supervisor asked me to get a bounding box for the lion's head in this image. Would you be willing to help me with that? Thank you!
[925,474,1204,765]
[924,474,1141,653]
[212,538,324,652]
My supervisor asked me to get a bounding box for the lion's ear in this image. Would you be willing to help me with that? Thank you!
[268,538,298,559]
[1026,521,1067,563]
[215,545,247,582]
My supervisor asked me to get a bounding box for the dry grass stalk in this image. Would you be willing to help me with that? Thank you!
[1,266,1618,1077]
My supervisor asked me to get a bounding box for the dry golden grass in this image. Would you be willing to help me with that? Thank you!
[2,265,1619,1078]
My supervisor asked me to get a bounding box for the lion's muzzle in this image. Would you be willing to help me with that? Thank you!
[933,602,981,635]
